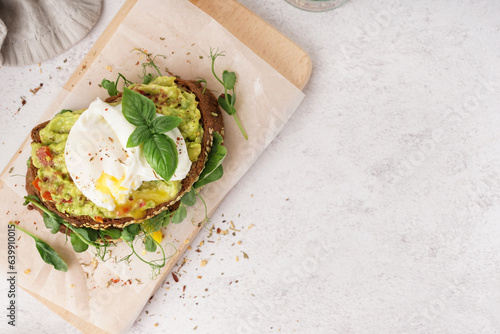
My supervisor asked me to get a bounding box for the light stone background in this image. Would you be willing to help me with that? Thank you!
[1,0,500,333]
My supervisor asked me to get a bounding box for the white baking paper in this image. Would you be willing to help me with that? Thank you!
[0,0,305,333]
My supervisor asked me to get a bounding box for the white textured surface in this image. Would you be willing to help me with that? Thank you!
[1,0,500,333]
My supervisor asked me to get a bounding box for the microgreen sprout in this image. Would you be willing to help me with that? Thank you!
[209,47,248,140]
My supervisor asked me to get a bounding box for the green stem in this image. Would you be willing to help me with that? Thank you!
[8,222,37,240]
[233,113,248,140]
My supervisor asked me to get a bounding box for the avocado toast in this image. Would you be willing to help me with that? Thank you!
[25,77,224,231]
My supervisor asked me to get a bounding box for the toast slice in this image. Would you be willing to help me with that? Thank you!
[26,78,224,230]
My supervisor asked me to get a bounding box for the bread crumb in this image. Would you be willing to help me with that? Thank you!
[24,269,31,275]
[70,284,75,288]
[237,241,242,245]
[248,224,254,229]
[200,260,207,267]
[235,256,239,262]
[154,323,158,327]
[199,241,204,247]
[184,239,190,244]
[197,276,202,279]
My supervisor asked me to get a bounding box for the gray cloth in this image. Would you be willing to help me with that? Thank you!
[0,0,102,67]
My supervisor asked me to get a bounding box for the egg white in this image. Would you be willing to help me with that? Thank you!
[64,98,192,212]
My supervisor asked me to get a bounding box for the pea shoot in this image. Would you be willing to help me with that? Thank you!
[209,48,248,140]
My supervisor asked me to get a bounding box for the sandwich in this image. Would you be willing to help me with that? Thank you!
[23,74,225,260]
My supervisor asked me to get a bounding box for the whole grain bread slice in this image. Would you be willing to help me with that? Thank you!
[26,78,224,230]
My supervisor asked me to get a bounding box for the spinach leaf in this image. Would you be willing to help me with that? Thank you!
[194,165,223,189]
[9,222,68,272]
[171,206,187,224]
[122,88,156,126]
[70,233,89,253]
[144,235,157,252]
[100,228,122,240]
[181,188,196,206]
[35,239,69,272]
[194,132,226,189]
[127,125,151,148]
[143,133,178,181]
[142,212,167,233]
[151,116,183,134]
[72,227,99,242]
[121,224,141,242]
[42,212,61,234]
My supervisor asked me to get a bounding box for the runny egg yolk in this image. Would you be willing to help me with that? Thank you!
[95,172,129,205]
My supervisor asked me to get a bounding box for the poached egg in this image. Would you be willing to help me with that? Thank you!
[65,98,191,212]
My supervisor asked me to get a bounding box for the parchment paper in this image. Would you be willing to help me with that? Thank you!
[0,0,304,333]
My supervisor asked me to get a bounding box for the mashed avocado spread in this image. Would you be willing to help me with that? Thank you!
[31,77,203,220]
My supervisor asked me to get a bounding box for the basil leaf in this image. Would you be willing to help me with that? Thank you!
[144,235,157,252]
[194,165,223,189]
[35,239,68,272]
[122,88,156,126]
[100,228,122,240]
[151,116,183,134]
[42,212,61,234]
[101,78,118,96]
[127,125,151,148]
[195,132,226,188]
[222,70,236,90]
[70,233,89,253]
[171,206,187,224]
[143,133,178,181]
[181,188,196,206]
[218,94,236,115]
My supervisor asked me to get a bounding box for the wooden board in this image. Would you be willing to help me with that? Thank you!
[27,0,311,333]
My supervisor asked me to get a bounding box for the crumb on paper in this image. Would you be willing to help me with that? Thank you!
[184,239,189,244]
[70,284,75,288]
[237,241,242,245]
[235,256,239,262]
[248,224,254,229]
[105,65,113,72]
[24,269,31,275]
[200,260,207,267]
[242,251,249,259]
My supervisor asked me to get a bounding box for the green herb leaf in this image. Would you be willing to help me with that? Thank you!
[181,188,197,206]
[121,224,141,242]
[195,165,223,189]
[23,195,40,206]
[143,133,178,181]
[35,239,69,272]
[122,88,156,126]
[218,94,237,115]
[195,132,226,188]
[101,78,118,96]
[72,227,99,243]
[100,228,122,240]
[142,212,167,233]
[171,206,187,224]
[222,70,236,90]
[127,125,151,148]
[151,116,183,134]
[142,73,155,84]
[58,109,72,115]
[42,212,61,234]
[70,233,89,253]
[144,235,157,252]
